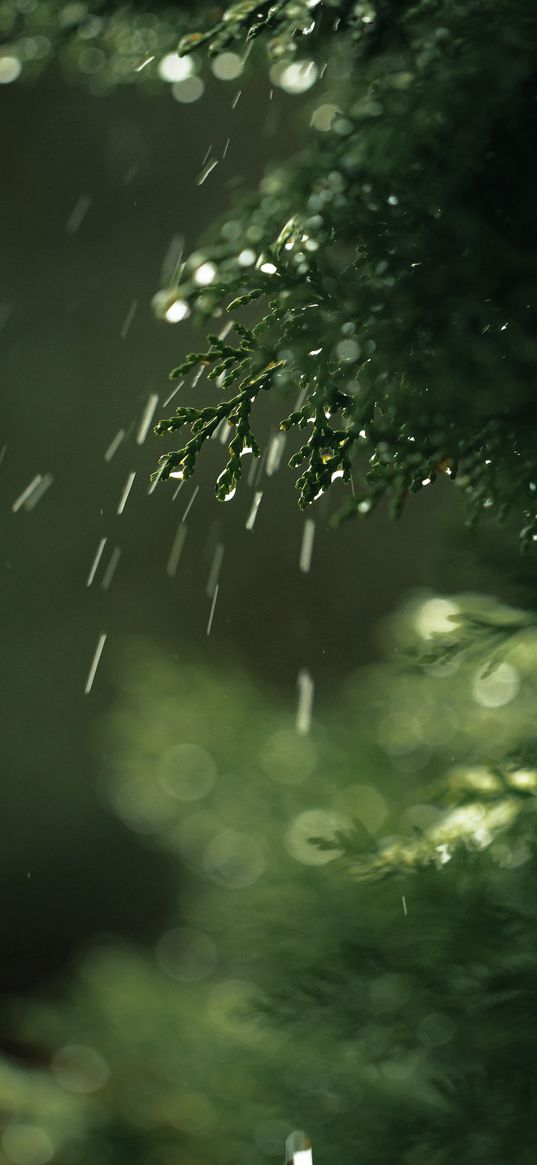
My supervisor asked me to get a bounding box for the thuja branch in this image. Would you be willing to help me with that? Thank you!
[152,0,537,545]
[14,0,537,543]
[4,0,356,89]
[153,319,283,500]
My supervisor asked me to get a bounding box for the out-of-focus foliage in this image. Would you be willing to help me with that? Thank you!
[0,0,346,90]
[4,592,537,1164]
[0,0,330,91]
[327,593,537,876]
[0,0,212,91]
[0,1059,91,1165]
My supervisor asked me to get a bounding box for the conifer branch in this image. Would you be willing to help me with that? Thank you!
[150,0,537,545]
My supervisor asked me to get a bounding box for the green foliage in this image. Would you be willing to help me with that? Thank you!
[8,0,537,540]
[0,1059,89,1165]
[4,8,537,1162]
[151,0,537,545]
[0,0,330,89]
[177,0,333,60]
[5,594,537,1164]
[0,0,213,89]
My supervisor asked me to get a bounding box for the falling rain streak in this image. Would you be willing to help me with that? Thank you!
[296,669,314,736]
[117,471,136,514]
[246,490,263,531]
[86,537,107,586]
[84,632,107,695]
[12,475,41,512]
[402,896,408,916]
[101,546,121,591]
[247,456,258,486]
[166,524,188,578]
[206,542,224,597]
[163,379,185,409]
[12,474,51,513]
[104,429,125,461]
[299,519,316,573]
[254,445,268,485]
[191,366,205,390]
[120,299,138,339]
[161,233,184,286]
[206,583,219,636]
[197,158,219,185]
[65,194,92,235]
[266,433,286,476]
[147,471,163,496]
[134,53,155,72]
[136,394,159,444]
[123,163,139,185]
[181,485,199,523]
[25,473,53,511]
[294,385,308,412]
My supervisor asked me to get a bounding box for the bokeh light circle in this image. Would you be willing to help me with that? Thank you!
[159,743,217,801]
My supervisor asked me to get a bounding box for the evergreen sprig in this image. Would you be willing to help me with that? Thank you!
[153,0,537,546]
[0,0,217,88]
[178,0,326,60]
[152,317,283,499]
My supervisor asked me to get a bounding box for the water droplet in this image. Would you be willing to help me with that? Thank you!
[158,52,194,82]
[211,51,243,80]
[165,298,190,323]
[193,261,217,285]
[0,56,22,84]
[336,338,361,362]
[172,76,205,103]
[273,60,318,94]
[472,662,519,708]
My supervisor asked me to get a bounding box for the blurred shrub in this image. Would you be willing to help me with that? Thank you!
[4,591,537,1165]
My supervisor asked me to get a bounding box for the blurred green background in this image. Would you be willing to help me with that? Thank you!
[6,41,537,1165]
[0,60,462,996]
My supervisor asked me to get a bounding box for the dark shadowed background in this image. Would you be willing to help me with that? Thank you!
[0,63,463,998]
